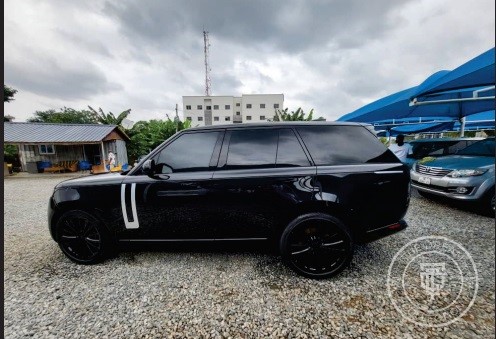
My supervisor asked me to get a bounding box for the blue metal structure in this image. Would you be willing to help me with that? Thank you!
[339,48,495,130]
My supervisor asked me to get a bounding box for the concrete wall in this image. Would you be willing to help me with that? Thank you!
[183,94,284,126]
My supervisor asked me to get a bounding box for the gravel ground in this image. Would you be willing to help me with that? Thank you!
[4,173,495,338]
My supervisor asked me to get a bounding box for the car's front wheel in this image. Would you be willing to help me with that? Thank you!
[479,188,495,217]
[56,210,113,264]
[280,213,353,279]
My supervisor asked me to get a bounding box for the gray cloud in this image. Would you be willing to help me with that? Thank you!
[55,29,114,58]
[103,0,414,52]
[5,56,122,101]
[3,0,494,123]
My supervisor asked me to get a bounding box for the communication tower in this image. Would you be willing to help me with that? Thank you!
[203,30,211,96]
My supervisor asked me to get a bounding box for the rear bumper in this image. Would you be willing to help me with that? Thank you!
[358,219,408,243]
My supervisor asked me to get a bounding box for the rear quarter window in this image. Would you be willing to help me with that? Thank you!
[297,125,398,165]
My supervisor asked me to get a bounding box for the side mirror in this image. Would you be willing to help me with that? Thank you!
[142,159,155,177]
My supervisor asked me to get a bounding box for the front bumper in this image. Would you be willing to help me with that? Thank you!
[410,170,492,201]
[47,196,57,241]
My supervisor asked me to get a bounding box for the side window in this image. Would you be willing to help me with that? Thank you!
[447,141,468,154]
[154,132,220,173]
[225,129,278,169]
[297,126,398,165]
[276,129,311,167]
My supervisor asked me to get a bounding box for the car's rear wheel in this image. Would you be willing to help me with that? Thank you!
[56,210,112,264]
[280,213,353,279]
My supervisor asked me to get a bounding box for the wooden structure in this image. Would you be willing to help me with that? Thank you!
[4,123,130,173]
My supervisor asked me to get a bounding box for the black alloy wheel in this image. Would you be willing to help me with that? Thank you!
[56,210,110,264]
[280,213,353,279]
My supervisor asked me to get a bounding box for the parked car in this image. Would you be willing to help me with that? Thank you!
[48,122,410,279]
[404,137,484,168]
[411,138,495,216]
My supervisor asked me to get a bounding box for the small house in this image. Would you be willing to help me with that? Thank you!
[4,122,130,172]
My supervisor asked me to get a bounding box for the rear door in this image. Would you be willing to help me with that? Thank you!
[297,125,409,228]
[210,128,316,240]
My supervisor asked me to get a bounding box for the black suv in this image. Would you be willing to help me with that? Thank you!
[48,122,410,278]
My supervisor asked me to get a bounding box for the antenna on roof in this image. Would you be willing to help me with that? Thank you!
[203,29,211,96]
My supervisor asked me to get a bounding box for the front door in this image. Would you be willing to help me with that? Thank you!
[120,130,224,240]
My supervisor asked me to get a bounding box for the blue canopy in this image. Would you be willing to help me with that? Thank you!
[338,71,455,123]
[376,121,456,137]
[412,47,495,98]
[453,110,495,131]
[375,110,495,136]
[338,48,495,124]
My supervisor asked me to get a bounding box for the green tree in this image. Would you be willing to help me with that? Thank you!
[88,106,131,127]
[272,107,324,121]
[4,85,17,102]
[27,107,99,124]
[126,118,191,162]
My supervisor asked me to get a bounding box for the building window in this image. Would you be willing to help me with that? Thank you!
[236,103,240,107]
[274,103,279,108]
[214,105,219,110]
[246,104,252,109]
[225,105,230,110]
[206,105,212,110]
[214,116,219,121]
[236,112,241,115]
[260,116,266,120]
[198,117,203,121]
[197,105,202,110]
[186,105,191,110]
[186,117,192,121]
[260,104,265,108]
[246,116,252,120]
[225,116,231,121]
[39,144,55,154]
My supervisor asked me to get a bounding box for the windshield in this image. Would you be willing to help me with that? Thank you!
[457,139,495,156]
[411,141,462,159]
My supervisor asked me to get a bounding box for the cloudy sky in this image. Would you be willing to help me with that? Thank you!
[4,0,495,122]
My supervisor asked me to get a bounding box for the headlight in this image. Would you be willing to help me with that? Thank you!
[447,169,487,178]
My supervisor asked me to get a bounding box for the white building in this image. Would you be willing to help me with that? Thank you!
[182,94,284,126]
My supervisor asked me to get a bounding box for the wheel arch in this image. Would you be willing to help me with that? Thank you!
[274,200,357,240]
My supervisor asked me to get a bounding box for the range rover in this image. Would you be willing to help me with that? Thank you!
[48,122,410,278]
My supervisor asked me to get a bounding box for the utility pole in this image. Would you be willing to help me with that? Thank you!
[203,30,211,96]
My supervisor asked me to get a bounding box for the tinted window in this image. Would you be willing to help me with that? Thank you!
[154,132,220,173]
[457,139,495,156]
[297,126,398,165]
[226,129,278,169]
[446,141,469,154]
[276,129,311,167]
[412,140,481,158]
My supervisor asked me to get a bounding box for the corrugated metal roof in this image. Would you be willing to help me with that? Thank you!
[4,122,121,143]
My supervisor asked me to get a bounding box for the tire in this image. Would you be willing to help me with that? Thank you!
[56,210,113,264]
[280,213,354,279]
[479,188,495,217]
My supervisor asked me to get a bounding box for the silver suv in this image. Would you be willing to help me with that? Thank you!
[411,138,495,216]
